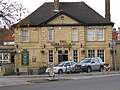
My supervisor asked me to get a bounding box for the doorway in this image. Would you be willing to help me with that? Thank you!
[58,50,68,63]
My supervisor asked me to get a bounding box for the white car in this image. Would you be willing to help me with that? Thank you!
[46,61,77,74]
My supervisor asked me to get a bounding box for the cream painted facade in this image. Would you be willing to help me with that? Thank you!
[14,14,113,70]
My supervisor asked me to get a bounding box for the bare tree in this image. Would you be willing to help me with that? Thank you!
[0,0,29,28]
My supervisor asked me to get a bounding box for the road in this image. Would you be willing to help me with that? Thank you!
[0,74,120,90]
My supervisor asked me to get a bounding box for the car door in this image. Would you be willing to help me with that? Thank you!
[95,58,102,70]
[91,58,96,70]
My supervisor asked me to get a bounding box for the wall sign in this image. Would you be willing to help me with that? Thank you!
[21,49,29,65]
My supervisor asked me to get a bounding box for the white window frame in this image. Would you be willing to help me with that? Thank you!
[22,30,29,42]
[97,49,104,62]
[96,29,104,41]
[87,28,104,41]
[48,50,53,62]
[48,29,54,42]
[0,53,10,63]
[73,50,78,62]
[87,50,95,58]
[72,29,78,41]
[87,29,95,41]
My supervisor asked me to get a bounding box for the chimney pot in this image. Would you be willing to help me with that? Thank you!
[54,0,60,12]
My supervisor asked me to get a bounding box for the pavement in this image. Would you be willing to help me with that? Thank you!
[0,71,120,87]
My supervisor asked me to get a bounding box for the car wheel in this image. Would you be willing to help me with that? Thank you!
[99,66,104,72]
[86,67,92,73]
[58,69,63,74]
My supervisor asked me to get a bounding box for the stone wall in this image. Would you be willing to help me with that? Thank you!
[0,63,15,76]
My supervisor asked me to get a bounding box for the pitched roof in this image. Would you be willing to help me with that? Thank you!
[17,2,114,27]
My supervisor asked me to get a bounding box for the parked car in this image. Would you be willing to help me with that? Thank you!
[46,61,77,74]
[69,64,81,73]
[79,57,104,73]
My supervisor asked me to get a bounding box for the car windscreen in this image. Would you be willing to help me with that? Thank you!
[57,62,65,67]
[80,59,91,63]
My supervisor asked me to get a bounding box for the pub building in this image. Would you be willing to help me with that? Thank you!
[14,0,114,71]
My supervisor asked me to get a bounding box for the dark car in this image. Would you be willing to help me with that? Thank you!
[80,57,104,73]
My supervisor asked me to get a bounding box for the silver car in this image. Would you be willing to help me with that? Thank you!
[80,57,104,73]
[46,61,77,74]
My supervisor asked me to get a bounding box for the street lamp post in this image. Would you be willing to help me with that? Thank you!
[110,40,117,71]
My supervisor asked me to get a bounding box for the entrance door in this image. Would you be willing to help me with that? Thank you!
[58,50,68,63]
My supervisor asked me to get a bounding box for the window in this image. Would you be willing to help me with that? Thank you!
[73,50,78,62]
[0,53,10,63]
[97,50,104,62]
[87,29,95,41]
[48,50,53,62]
[96,29,104,41]
[72,29,78,41]
[48,29,54,42]
[87,28,104,41]
[22,30,29,42]
[88,50,95,58]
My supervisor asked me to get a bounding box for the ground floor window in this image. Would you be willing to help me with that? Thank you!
[87,49,104,62]
[88,50,95,58]
[73,50,78,62]
[58,50,68,63]
[48,50,53,62]
[0,53,10,63]
[97,49,104,62]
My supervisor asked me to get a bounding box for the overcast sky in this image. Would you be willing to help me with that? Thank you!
[16,0,119,29]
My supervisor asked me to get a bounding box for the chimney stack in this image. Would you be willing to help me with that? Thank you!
[54,0,60,12]
[105,0,111,21]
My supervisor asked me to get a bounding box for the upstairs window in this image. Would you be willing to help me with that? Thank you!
[87,28,104,41]
[48,29,54,42]
[72,29,78,41]
[96,29,104,41]
[22,30,29,42]
[87,29,95,41]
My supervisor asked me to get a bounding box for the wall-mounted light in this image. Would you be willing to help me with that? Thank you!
[59,27,62,30]
[88,26,92,29]
[72,27,75,29]
[15,44,19,49]
[18,50,21,53]
[43,44,46,48]
[18,33,21,36]
[33,27,37,30]
[81,44,85,48]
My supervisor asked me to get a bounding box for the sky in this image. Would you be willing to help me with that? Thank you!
[16,0,119,29]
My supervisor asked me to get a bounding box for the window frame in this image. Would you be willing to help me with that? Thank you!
[71,29,78,41]
[48,50,54,63]
[21,30,29,42]
[87,28,104,41]
[0,53,10,63]
[97,49,104,62]
[73,50,78,62]
[87,50,95,58]
[48,29,54,42]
